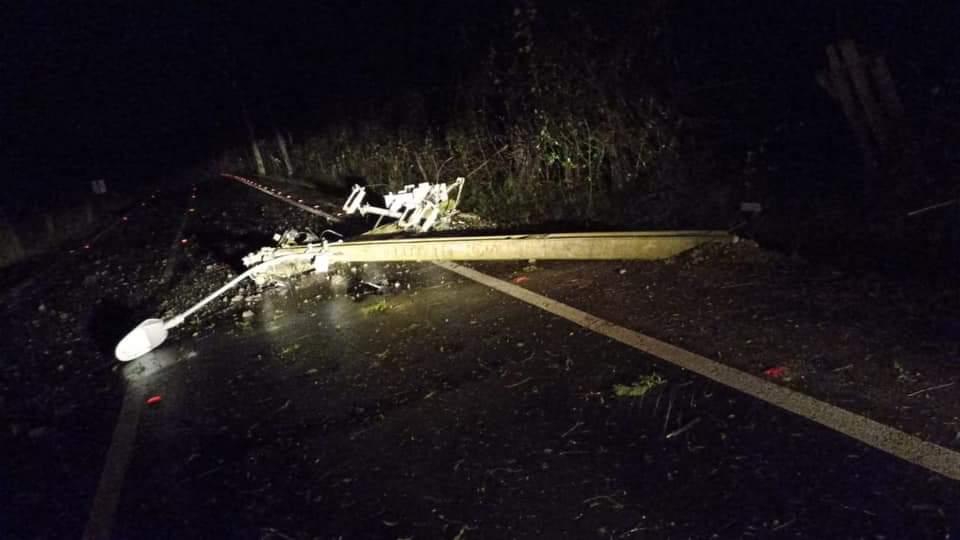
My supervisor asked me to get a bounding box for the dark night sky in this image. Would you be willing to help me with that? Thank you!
[3,1,500,182]
[2,1,957,196]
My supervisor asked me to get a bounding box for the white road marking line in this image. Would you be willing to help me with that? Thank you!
[82,383,145,540]
[434,260,960,481]
[221,173,338,220]
[84,190,196,538]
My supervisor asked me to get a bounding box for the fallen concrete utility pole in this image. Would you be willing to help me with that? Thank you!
[242,231,731,267]
[116,231,727,361]
[118,173,729,361]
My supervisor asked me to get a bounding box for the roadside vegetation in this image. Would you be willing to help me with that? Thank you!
[221,2,959,273]
[222,3,727,229]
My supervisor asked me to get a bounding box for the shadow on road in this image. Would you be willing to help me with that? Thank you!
[88,298,159,357]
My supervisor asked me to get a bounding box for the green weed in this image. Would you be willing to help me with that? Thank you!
[613,373,666,397]
[360,298,390,316]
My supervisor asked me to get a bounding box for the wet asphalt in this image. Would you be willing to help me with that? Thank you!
[108,261,959,539]
[4,177,959,539]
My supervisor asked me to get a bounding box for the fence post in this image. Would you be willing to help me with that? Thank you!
[45,213,57,245]
[85,201,95,226]
[838,39,888,145]
[0,222,25,266]
[243,106,266,176]
[870,55,904,121]
[823,43,878,185]
[276,129,294,177]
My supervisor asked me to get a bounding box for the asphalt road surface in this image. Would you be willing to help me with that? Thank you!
[3,177,958,539]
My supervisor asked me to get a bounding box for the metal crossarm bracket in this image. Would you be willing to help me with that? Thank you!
[341,177,465,233]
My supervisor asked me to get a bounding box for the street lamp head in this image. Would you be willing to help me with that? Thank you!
[115,318,169,361]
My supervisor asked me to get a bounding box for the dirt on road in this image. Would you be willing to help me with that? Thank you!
[2,174,959,539]
[473,239,960,451]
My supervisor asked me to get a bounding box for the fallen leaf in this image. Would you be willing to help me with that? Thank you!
[763,366,788,379]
